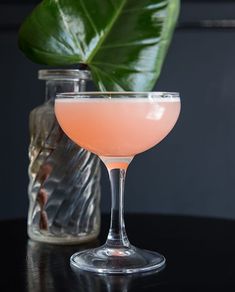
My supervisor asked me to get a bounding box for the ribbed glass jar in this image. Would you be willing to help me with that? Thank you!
[28,69,101,244]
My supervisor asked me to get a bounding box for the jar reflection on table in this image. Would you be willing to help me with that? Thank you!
[26,240,100,292]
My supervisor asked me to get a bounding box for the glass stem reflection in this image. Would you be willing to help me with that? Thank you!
[105,168,130,248]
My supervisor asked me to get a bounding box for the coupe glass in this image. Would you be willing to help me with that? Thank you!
[55,92,181,274]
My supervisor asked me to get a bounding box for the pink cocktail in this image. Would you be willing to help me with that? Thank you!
[55,92,181,274]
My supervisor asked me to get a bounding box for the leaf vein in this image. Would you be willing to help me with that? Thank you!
[101,40,160,50]
[87,0,127,63]
[54,0,85,57]
[80,0,100,35]
[91,64,128,90]
[92,61,153,73]
[33,12,75,53]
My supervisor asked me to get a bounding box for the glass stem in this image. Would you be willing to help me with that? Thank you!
[105,168,130,248]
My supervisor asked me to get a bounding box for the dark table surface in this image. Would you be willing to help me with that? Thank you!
[2,213,235,291]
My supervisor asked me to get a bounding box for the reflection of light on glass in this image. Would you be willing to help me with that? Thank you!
[146,104,165,120]
[71,268,164,292]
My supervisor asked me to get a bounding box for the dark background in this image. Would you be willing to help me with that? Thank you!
[1,0,235,220]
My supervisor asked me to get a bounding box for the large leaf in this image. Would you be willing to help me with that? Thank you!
[19,0,180,91]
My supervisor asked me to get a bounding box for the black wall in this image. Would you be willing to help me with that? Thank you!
[1,1,235,220]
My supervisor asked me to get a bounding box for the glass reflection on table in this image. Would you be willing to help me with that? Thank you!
[27,240,164,292]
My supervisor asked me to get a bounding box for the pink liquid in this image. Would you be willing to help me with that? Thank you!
[55,98,180,158]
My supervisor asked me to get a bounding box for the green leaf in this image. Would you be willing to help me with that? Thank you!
[19,0,180,91]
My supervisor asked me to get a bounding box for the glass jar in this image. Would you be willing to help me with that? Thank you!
[28,69,101,244]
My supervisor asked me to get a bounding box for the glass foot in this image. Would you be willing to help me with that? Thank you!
[70,244,165,274]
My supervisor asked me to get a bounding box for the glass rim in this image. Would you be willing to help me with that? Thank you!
[38,69,91,81]
[56,91,180,98]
